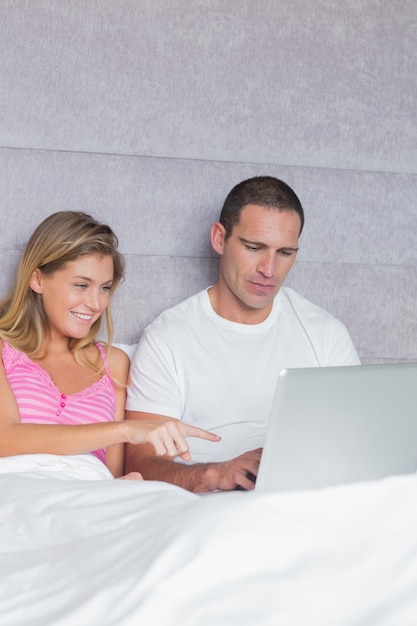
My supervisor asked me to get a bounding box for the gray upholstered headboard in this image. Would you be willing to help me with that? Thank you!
[1,2,416,364]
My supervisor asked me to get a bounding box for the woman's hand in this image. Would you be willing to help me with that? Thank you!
[126,418,221,461]
[117,472,143,480]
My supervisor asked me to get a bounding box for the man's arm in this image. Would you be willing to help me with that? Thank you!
[125,411,262,493]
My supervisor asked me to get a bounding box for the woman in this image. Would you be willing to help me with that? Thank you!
[0,211,219,478]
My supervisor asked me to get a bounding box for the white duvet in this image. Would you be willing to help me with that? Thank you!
[1,453,417,626]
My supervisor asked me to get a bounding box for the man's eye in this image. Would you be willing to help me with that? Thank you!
[245,245,260,251]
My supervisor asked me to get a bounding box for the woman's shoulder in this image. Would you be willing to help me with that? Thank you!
[106,344,130,366]
[0,339,28,370]
[99,343,130,384]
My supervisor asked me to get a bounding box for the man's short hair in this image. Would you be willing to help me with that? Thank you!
[219,176,304,239]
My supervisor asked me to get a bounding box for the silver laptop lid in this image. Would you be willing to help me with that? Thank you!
[256,363,417,493]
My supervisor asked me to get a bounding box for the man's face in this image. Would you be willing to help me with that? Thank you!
[211,204,301,323]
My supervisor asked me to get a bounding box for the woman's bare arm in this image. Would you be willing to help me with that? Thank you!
[0,344,219,470]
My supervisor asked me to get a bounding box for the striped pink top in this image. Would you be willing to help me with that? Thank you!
[1,341,116,464]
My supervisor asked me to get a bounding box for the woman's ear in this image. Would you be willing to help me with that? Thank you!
[29,269,44,294]
[210,222,226,256]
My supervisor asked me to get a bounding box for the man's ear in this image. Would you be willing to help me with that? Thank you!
[210,222,226,256]
[29,269,44,294]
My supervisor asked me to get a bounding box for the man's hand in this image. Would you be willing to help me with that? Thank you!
[201,448,263,492]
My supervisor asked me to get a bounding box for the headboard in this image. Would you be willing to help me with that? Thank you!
[1,1,416,364]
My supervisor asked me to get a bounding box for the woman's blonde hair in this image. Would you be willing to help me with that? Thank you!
[0,211,125,369]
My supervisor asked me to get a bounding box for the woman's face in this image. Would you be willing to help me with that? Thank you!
[30,253,114,342]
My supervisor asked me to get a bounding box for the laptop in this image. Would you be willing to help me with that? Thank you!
[255,363,417,493]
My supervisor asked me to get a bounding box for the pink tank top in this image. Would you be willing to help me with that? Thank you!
[1,341,116,464]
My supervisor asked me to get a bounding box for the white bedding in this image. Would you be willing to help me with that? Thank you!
[1,454,417,626]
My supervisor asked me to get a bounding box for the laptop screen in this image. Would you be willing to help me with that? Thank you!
[256,363,417,493]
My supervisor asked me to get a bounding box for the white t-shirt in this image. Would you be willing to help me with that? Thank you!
[127,287,360,463]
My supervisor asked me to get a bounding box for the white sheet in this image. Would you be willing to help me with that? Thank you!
[1,454,417,625]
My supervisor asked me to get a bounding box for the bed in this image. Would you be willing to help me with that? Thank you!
[1,453,417,625]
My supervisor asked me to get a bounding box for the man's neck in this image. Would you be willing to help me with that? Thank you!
[207,284,273,325]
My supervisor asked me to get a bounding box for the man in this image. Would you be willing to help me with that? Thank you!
[125,176,360,491]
